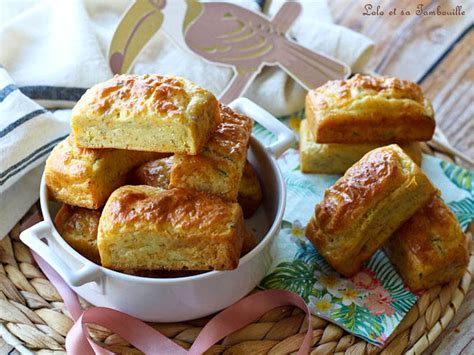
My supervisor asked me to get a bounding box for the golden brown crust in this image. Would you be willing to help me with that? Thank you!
[98,186,245,271]
[384,196,468,291]
[238,161,263,218]
[316,147,401,233]
[404,141,422,166]
[105,186,235,229]
[71,74,220,154]
[170,105,253,201]
[45,136,161,209]
[128,156,174,189]
[306,144,437,276]
[75,75,193,119]
[306,74,435,143]
[299,119,423,174]
[54,204,101,264]
[314,74,426,106]
[54,187,254,270]
[130,157,262,218]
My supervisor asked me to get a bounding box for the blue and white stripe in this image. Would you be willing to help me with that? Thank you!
[20,86,86,102]
[0,84,17,102]
[20,86,87,109]
[0,67,71,192]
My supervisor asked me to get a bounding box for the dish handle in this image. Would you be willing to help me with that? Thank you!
[229,98,297,158]
[20,221,102,287]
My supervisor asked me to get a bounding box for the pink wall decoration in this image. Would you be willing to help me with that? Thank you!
[109,0,350,104]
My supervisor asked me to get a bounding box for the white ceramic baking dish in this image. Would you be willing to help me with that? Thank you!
[20,98,296,322]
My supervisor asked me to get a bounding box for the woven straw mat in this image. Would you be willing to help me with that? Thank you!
[0,145,472,355]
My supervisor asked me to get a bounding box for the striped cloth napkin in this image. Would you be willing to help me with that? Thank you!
[0,67,71,234]
[0,0,374,238]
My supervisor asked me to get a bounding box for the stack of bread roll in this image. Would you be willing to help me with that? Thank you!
[45,74,263,274]
[304,75,469,291]
[300,74,436,174]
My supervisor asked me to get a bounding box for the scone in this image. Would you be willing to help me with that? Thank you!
[54,204,101,264]
[170,105,253,201]
[55,193,254,269]
[133,157,262,217]
[71,74,220,154]
[98,186,245,271]
[384,196,468,291]
[238,161,263,218]
[128,156,174,189]
[306,74,435,143]
[306,144,438,277]
[45,136,161,209]
[300,119,422,174]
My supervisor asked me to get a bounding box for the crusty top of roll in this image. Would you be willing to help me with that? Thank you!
[46,135,161,188]
[207,105,253,158]
[102,185,241,233]
[72,74,220,125]
[316,145,412,234]
[308,74,432,115]
[393,195,466,264]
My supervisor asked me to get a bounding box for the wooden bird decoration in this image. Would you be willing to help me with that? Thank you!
[109,0,350,104]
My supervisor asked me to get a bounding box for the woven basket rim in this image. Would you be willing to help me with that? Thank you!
[406,243,473,354]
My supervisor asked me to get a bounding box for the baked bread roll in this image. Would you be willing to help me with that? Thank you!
[133,156,262,218]
[55,203,204,276]
[306,74,435,143]
[128,156,174,189]
[45,136,161,209]
[54,204,101,264]
[55,200,255,270]
[170,105,253,201]
[71,74,220,154]
[306,144,438,277]
[300,119,422,174]
[98,186,245,271]
[238,161,263,218]
[384,196,468,291]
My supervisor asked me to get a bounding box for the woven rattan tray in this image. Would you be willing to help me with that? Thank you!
[0,145,472,354]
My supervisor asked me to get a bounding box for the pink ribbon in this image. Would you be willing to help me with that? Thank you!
[23,216,312,354]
